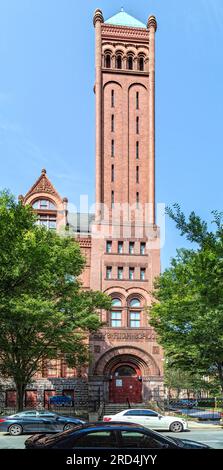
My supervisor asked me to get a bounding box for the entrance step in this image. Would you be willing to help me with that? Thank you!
[103,403,148,416]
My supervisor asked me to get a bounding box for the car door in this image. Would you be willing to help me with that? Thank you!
[121,410,145,425]
[37,412,59,432]
[20,411,40,432]
[136,410,163,429]
[118,430,170,449]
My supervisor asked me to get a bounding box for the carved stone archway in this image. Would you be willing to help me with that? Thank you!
[94,346,160,377]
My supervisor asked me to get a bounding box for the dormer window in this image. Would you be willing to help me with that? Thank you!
[32,199,57,230]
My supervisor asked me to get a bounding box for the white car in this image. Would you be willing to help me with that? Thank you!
[103,408,187,432]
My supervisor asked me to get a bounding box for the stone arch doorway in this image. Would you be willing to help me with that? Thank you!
[109,361,142,403]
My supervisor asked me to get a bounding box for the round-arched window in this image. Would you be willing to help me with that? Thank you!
[114,365,136,377]
[138,57,144,71]
[32,199,56,210]
[129,298,140,308]
[112,298,122,307]
[116,55,122,69]
[105,54,111,68]
[127,56,133,70]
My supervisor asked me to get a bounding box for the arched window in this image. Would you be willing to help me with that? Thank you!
[112,298,122,307]
[32,199,57,230]
[138,57,144,71]
[32,199,56,210]
[116,55,122,69]
[110,297,122,327]
[114,365,137,376]
[127,56,133,70]
[130,298,140,308]
[129,298,141,328]
[105,54,111,68]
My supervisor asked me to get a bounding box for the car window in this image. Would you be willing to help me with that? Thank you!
[21,411,37,417]
[124,410,158,417]
[72,431,117,448]
[38,412,56,417]
[120,431,167,449]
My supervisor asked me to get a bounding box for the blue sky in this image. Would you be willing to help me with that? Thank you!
[0,0,222,270]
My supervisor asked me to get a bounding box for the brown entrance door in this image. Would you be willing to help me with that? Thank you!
[109,365,142,404]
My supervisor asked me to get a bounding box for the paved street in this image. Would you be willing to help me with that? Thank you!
[0,429,223,449]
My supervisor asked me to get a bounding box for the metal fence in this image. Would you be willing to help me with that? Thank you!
[162,398,223,422]
[0,399,100,417]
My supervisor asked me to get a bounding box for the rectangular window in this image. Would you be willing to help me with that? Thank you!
[111,191,114,208]
[111,114,114,132]
[111,139,114,157]
[129,242,135,254]
[111,311,122,327]
[136,91,139,109]
[140,268,146,280]
[129,267,135,280]
[111,164,114,182]
[111,90,114,107]
[140,242,146,255]
[136,166,139,183]
[118,241,123,254]
[136,192,139,208]
[106,241,112,253]
[136,141,139,159]
[106,266,112,279]
[118,267,123,280]
[130,312,140,328]
[136,116,139,134]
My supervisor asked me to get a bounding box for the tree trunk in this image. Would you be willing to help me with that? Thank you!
[16,383,25,411]
[217,363,223,393]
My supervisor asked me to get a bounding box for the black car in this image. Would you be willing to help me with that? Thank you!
[25,422,211,449]
[0,410,85,435]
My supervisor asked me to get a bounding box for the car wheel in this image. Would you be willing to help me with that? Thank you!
[8,424,23,436]
[63,423,76,431]
[169,421,183,433]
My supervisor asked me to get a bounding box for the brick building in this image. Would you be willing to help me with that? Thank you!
[1,9,163,409]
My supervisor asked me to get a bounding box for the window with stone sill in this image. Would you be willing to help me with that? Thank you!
[110,311,122,327]
[106,241,112,253]
[129,267,135,280]
[140,242,146,255]
[106,266,112,279]
[38,214,57,230]
[118,267,123,280]
[118,241,123,254]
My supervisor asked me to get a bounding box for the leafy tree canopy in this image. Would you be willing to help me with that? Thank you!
[150,204,223,392]
[0,191,111,409]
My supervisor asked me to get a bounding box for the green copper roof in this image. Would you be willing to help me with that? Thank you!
[105,9,146,29]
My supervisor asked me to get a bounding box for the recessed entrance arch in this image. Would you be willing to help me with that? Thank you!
[109,362,142,403]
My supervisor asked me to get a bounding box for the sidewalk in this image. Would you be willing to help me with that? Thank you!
[188,421,222,429]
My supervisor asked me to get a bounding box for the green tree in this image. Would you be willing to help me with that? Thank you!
[0,191,111,410]
[150,204,223,392]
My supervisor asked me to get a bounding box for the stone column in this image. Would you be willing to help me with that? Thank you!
[147,15,157,225]
[93,9,104,220]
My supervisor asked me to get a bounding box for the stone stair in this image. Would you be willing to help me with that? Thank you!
[103,402,148,416]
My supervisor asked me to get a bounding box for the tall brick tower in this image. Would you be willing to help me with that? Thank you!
[93,8,156,222]
[90,9,163,404]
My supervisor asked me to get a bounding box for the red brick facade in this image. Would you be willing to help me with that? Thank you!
[0,9,163,407]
